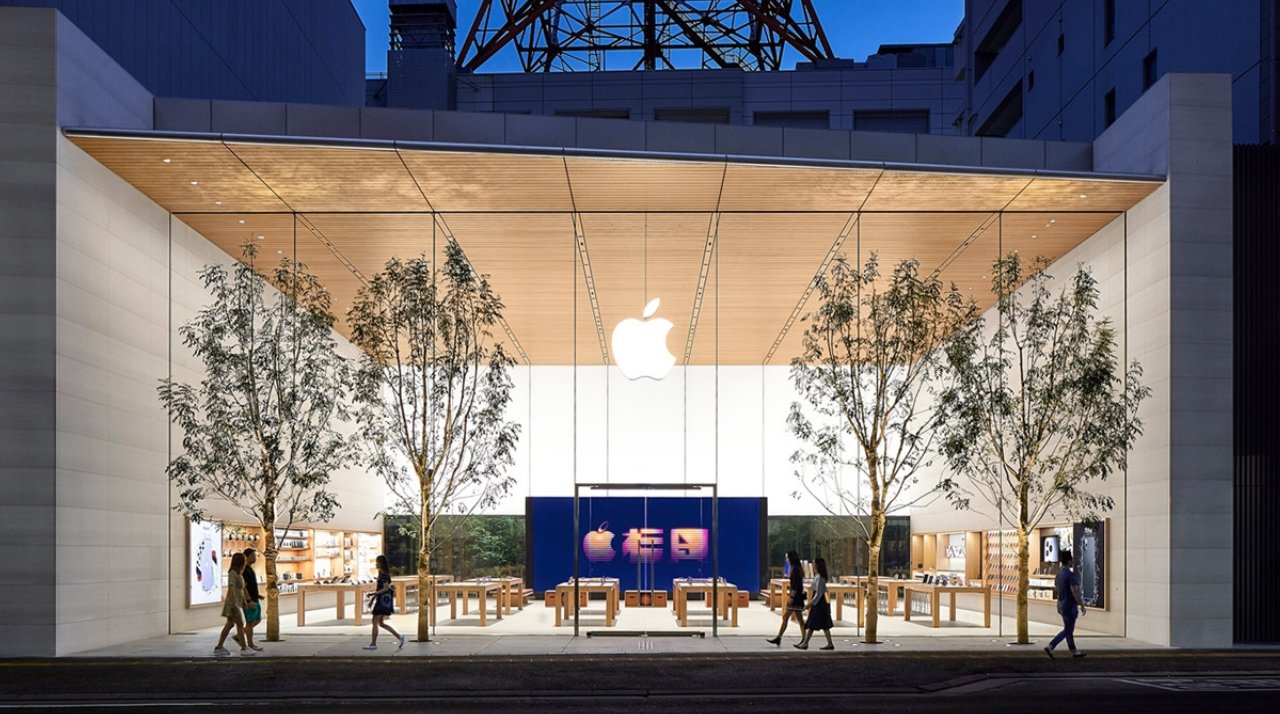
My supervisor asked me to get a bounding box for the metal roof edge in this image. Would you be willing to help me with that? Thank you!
[61,127,1167,183]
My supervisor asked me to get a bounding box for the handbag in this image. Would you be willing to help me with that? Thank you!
[375,589,394,611]
[242,601,262,624]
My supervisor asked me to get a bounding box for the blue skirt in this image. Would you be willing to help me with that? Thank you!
[805,597,834,631]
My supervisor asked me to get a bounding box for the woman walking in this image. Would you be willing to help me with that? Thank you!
[795,557,835,650]
[363,555,405,651]
[767,550,806,646]
[213,552,255,657]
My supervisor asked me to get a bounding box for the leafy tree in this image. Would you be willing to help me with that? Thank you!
[159,244,354,641]
[935,254,1148,644]
[348,241,520,642]
[790,253,973,643]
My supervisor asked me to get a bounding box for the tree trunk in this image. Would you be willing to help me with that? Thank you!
[417,485,432,642]
[864,492,886,644]
[262,499,280,642]
[1016,525,1030,645]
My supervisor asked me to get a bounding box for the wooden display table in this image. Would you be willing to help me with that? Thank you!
[839,576,910,616]
[391,574,456,621]
[826,582,864,626]
[901,583,991,628]
[468,577,525,615]
[554,578,621,627]
[296,582,376,626]
[437,581,505,626]
[672,579,739,627]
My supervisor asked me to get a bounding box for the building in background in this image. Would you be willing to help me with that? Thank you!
[0,0,365,105]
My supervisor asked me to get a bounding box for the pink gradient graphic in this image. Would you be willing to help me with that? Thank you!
[670,528,708,561]
[621,527,664,563]
[582,522,616,562]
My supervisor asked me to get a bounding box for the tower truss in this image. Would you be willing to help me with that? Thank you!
[457,0,835,73]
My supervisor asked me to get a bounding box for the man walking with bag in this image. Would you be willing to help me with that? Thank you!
[235,548,264,652]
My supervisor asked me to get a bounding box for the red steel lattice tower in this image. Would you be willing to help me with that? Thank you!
[457,0,835,72]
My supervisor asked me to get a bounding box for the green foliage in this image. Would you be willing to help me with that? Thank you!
[934,253,1149,527]
[348,240,521,531]
[789,253,975,530]
[158,242,353,528]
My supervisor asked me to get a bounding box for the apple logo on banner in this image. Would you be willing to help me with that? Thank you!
[582,522,616,563]
[611,298,676,381]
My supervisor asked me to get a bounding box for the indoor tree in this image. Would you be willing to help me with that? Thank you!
[347,240,520,642]
[934,253,1148,644]
[159,243,355,641]
[790,253,973,644]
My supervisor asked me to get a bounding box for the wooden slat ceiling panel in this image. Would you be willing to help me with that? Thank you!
[1004,178,1160,212]
[69,137,288,212]
[227,144,428,213]
[717,164,880,212]
[399,151,574,212]
[862,171,1033,212]
[564,157,726,212]
[579,213,711,367]
[692,213,853,364]
[444,213,577,364]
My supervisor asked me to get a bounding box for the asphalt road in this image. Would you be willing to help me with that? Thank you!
[1,650,1277,712]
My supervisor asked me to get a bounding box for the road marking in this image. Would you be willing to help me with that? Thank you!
[1120,677,1280,692]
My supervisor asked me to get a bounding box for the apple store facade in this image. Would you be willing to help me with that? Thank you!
[0,4,1236,656]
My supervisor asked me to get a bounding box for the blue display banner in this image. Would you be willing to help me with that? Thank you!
[527,497,764,595]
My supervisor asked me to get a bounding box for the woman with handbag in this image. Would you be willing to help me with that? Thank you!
[767,550,806,646]
[795,557,835,650]
[213,552,255,657]
[363,555,405,651]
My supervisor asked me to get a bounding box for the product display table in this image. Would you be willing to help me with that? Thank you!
[826,582,864,626]
[296,582,377,627]
[391,574,456,620]
[467,577,524,616]
[901,583,991,628]
[671,578,739,627]
[839,576,908,616]
[438,580,506,626]
[554,578,621,627]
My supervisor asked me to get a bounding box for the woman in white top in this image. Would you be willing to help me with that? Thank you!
[795,557,835,650]
[214,552,255,657]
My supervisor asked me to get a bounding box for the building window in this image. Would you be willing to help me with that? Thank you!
[1104,0,1116,45]
[653,107,730,124]
[1028,70,1035,91]
[752,110,830,129]
[556,108,631,120]
[1104,88,1117,127]
[976,81,1024,137]
[1057,33,1065,56]
[973,0,1023,81]
[853,109,930,134]
[1143,48,1158,91]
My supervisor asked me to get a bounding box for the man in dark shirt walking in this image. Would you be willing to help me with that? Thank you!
[1045,550,1087,658]
[235,548,264,651]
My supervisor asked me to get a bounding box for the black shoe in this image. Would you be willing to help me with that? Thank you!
[819,645,835,650]
[1044,646,1055,659]
[1072,651,1087,658]
[793,642,808,650]
[766,637,780,646]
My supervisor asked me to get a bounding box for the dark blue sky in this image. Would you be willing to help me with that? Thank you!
[351,0,963,74]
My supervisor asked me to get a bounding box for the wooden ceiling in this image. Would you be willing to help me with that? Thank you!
[68,135,1160,365]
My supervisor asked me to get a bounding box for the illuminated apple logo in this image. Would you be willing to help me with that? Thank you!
[611,298,676,381]
[583,522,616,563]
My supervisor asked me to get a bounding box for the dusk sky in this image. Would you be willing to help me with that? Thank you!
[351,0,964,74]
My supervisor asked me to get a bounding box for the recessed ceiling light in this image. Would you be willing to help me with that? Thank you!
[189,180,198,186]
[1049,219,1056,224]
[1079,193,1088,199]
[238,219,245,224]
[214,200,222,206]
[162,158,171,164]
[1031,234,1038,239]
[276,249,283,254]
[256,235,266,241]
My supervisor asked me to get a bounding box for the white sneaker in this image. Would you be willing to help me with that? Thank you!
[396,634,406,651]
[363,644,377,651]
[249,644,264,651]
[213,646,230,657]
[239,649,256,657]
